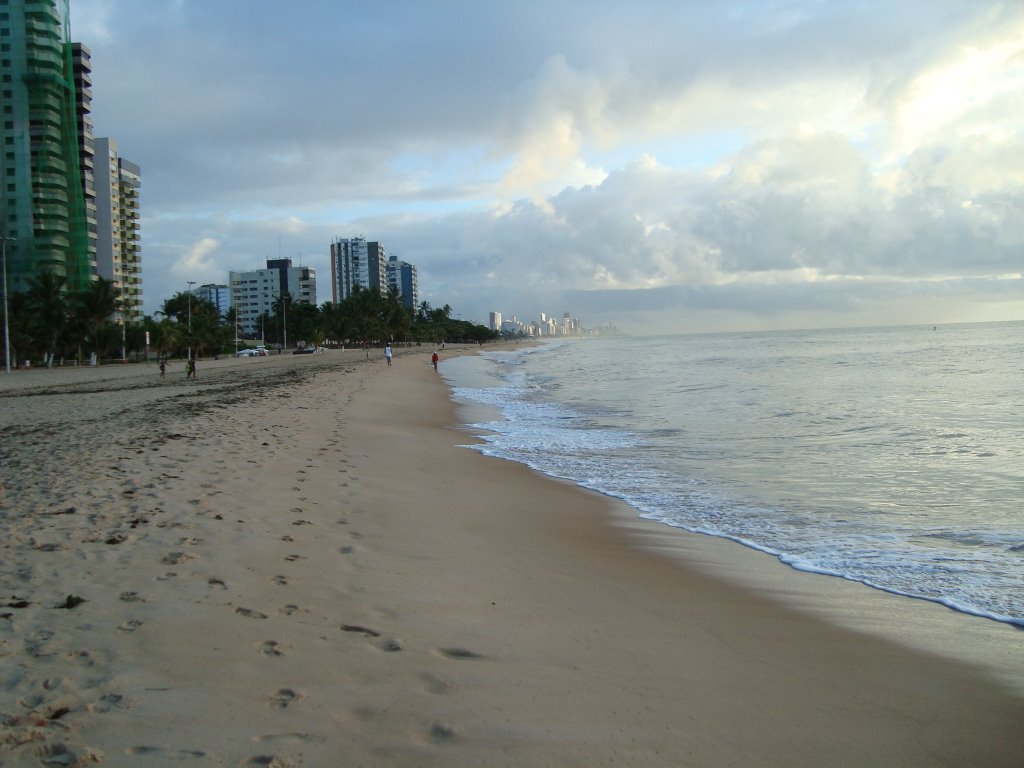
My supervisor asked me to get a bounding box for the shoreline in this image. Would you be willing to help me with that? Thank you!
[443,346,1024,697]
[2,346,1022,766]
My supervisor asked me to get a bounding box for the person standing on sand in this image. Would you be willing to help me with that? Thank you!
[159,359,167,377]
[384,343,393,367]
[186,357,196,380]
[431,351,439,372]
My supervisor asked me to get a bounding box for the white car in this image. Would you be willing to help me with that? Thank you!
[236,348,260,357]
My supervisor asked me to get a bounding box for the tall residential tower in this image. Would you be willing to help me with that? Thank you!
[1,0,93,292]
[95,137,142,321]
[329,237,389,303]
[387,254,418,309]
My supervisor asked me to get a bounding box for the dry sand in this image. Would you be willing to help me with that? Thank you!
[1,348,1022,767]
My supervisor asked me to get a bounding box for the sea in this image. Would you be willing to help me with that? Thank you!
[442,321,1024,628]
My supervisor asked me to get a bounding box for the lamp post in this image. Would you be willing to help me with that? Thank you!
[186,280,196,360]
[2,235,15,374]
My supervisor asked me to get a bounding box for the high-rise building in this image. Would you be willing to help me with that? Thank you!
[387,254,418,309]
[489,311,502,332]
[194,283,231,319]
[95,138,142,322]
[1,1,93,293]
[72,42,96,277]
[329,237,388,303]
[229,258,316,337]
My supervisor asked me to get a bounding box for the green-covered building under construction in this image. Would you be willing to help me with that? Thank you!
[2,0,95,294]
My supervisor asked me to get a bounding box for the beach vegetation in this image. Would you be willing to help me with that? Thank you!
[3,279,498,365]
[24,270,68,367]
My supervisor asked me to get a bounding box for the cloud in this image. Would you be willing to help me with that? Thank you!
[70,0,1024,332]
[168,237,222,284]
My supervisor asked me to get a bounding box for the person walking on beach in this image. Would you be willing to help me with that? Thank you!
[159,359,167,377]
[186,357,196,380]
[431,351,439,372]
[384,343,393,367]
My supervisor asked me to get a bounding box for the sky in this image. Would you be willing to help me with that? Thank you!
[73,0,1024,334]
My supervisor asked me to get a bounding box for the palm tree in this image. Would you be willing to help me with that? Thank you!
[319,302,349,346]
[147,315,181,359]
[271,293,294,348]
[416,300,432,323]
[72,278,121,363]
[6,292,34,366]
[25,270,67,367]
[384,288,412,342]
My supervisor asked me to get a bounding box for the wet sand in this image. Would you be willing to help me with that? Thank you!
[1,348,1022,766]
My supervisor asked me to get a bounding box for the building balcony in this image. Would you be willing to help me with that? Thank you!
[24,46,63,67]
[23,29,60,49]
[32,173,69,190]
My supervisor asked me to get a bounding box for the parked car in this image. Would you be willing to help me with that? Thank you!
[255,346,269,356]
[292,347,315,355]
[236,348,260,357]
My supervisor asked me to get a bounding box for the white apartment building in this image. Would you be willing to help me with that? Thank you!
[94,137,143,322]
[229,258,316,337]
[330,237,388,303]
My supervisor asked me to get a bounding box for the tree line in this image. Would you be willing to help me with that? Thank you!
[5,272,497,366]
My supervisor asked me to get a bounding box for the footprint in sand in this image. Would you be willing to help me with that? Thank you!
[117,619,143,632]
[278,605,298,616]
[254,733,326,744]
[42,677,64,691]
[420,674,453,695]
[243,754,298,768]
[127,746,205,759]
[37,744,103,765]
[236,607,268,619]
[426,724,457,744]
[283,554,304,562]
[161,552,193,565]
[268,689,300,709]
[341,624,380,638]
[261,641,283,657]
[437,647,484,660]
[88,693,127,713]
[272,575,288,586]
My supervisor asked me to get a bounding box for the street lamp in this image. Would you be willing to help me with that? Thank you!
[2,235,15,374]
[186,280,196,360]
[282,292,288,351]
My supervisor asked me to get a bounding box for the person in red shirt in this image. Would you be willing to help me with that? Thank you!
[431,351,439,372]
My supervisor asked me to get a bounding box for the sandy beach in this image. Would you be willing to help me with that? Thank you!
[2,348,1023,767]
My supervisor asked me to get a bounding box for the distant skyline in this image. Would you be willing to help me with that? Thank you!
[76,0,1023,333]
